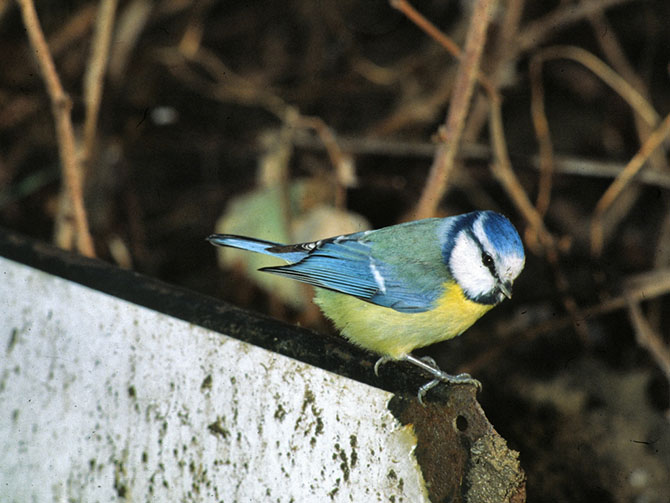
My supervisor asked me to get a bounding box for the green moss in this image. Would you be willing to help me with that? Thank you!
[208,418,230,439]
[201,374,213,391]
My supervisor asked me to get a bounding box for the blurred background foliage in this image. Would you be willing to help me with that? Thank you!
[1,0,670,501]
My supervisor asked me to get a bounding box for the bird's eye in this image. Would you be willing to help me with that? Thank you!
[481,252,495,272]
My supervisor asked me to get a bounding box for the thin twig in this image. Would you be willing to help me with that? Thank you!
[536,45,659,127]
[531,45,666,257]
[489,96,590,342]
[586,5,646,95]
[392,0,462,60]
[586,8,660,166]
[488,98,555,251]
[389,0,497,96]
[108,0,153,82]
[47,3,97,57]
[390,0,558,245]
[407,0,496,219]
[291,134,670,189]
[177,0,215,57]
[82,0,118,170]
[16,0,95,257]
[547,154,670,189]
[586,7,668,262]
[529,54,555,217]
[461,0,526,144]
[517,0,633,53]
[294,115,350,209]
[534,269,670,338]
[591,112,670,255]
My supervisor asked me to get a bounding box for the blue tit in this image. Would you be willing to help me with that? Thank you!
[208,210,525,402]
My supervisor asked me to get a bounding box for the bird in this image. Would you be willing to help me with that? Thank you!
[208,210,525,403]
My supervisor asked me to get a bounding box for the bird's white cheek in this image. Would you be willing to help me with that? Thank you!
[449,235,495,299]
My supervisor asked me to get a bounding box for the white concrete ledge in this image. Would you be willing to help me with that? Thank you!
[0,256,429,502]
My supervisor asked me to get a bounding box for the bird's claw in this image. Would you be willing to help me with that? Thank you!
[374,356,392,376]
[403,354,481,405]
[416,373,481,405]
[417,379,440,406]
[444,372,482,391]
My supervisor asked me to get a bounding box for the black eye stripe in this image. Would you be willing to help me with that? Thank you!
[462,228,498,277]
[481,251,496,274]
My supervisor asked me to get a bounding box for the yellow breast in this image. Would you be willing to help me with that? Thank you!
[314,281,493,360]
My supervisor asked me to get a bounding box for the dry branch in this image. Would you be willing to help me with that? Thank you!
[16,0,95,257]
[591,113,670,255]
[536,45,658,127]
[407,0,496,219]
[488,98,555,252]
[82,0,118,169]
[517,0,633,54]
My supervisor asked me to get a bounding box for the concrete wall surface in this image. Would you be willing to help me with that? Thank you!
[0,256,429,502]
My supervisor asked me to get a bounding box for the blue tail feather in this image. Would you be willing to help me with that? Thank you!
[207,234,307,263]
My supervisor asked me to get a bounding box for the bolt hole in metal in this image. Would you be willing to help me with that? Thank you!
[455,415,468,431]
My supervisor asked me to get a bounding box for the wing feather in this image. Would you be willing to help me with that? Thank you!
[260,236,444,313]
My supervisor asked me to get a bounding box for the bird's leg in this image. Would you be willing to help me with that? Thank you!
[403,354,479,385]
[402,354,481,404]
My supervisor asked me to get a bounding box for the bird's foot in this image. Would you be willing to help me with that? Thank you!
[403,354,481,405]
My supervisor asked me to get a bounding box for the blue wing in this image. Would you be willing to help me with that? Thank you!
[261,233,446,313]
[209,218,453,313]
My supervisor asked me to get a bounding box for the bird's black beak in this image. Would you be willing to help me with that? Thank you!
[498,281,513,300]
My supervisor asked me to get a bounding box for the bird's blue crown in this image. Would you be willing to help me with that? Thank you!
[440,211,524,263]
